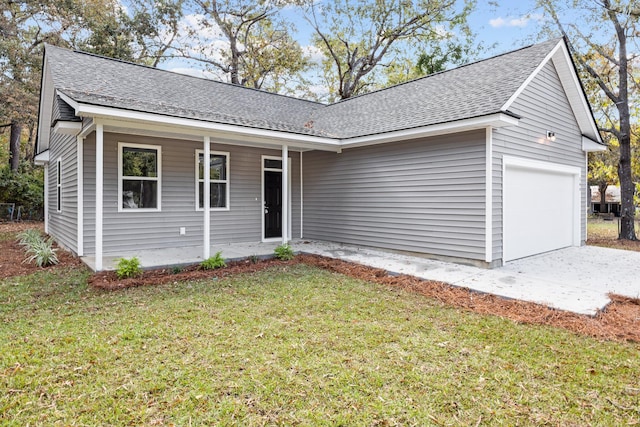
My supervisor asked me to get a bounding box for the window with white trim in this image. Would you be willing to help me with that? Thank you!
[196,150,229,210]
[56,158,62,212]
[118,143,161,211]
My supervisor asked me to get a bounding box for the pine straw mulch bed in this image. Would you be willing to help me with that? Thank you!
[89,254,640,344]
[3,222,638,343]
[0,222,82,280]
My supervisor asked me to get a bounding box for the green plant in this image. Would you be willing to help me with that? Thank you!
[116,257,142,279]
[17,228,43,247]
[171,266,183,274]
[274,243,294,261]
[200,251,226,270]
[23,236,59,267]
[249,254,259,263]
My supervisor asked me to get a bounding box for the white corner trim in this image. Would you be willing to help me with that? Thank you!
[43,164,49,234]
[77,136,84,256]
[485,127,493,263]
[582,136,606,152]
[300,151,303,239]
[501,40,563,112]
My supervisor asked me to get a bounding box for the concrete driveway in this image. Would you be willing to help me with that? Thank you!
[293,242,640,316]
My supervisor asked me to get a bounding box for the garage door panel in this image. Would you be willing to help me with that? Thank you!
[504,163,577,262]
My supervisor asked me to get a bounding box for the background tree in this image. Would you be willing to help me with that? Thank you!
[181,0,308,91]
[0,0,183,171]
[538,0,639,239]
[305,0,475,100]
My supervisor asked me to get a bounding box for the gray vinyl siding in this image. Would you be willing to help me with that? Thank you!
[303,131,487,260]
[492,59,586,261]
[83,133,300,255]
[47,131,78,253]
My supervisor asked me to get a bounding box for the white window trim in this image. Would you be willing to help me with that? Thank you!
[56,157,62,212]
[195,149,230,211]
[118,142,162,212]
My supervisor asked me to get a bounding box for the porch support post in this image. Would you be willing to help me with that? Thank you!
[485,126,493,264]
[95,123,104,271]
[203,136,211,259]
[282,144,288,245]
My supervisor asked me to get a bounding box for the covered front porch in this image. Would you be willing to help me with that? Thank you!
[82,240,293,271]
[81,239,640,316]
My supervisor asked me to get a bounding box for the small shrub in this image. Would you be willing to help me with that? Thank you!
[17,229,43,248]
[24,236,59,267]
[248,254,259,264]
[171,266,183,274]
[274,244,294,261]
[116,257,142,279]
[200,251,226,270]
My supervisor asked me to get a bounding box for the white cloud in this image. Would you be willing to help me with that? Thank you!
[489,14,544,29]
[302,44,324,64]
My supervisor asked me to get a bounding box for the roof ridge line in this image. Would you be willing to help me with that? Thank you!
[328,38,564,106]
[44,43,327,107]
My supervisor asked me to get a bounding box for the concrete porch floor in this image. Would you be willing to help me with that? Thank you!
[82,240,640,316]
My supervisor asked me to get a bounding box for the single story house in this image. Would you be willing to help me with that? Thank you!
[35,38,605,271]
[590,185,621,216]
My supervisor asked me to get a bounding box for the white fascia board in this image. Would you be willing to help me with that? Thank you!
[68,101,342,151]
[34,149,50,165]
[500,40,602,144]
[553,44,602,142]
[582,136,607,152]
[340,113,520,149]
[53,121,82,135]
[501,41,562,112]
[64,96,519,151]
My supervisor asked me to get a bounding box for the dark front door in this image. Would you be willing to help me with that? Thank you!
[264,170,282,238]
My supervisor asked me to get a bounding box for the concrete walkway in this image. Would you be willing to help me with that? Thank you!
[293,241,640,316]
[83,240,640,316]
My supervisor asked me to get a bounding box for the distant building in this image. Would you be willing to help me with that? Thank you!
[590,185,621,216]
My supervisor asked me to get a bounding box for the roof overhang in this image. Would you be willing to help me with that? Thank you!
[59,90,521,152]
[34,149,50,165]
[340,112,519,149]
[58,91,342,152]
[582,135,607,152]
[53,120,82,136]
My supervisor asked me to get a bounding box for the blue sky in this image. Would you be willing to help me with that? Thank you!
[161,0,551,92]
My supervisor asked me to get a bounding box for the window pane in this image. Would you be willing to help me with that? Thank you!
[198,153,227,180]
[198,181,204,209]
[264,159,282,169]
[123,147,157,177]
[123,179,158,209]
[198,153,227,181]
[211,183,226,208]
[211,155,226,180]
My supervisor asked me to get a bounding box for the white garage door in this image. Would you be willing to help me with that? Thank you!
[503,157,580,262]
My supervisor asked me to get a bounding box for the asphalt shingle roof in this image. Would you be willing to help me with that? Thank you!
[45,39,561,139]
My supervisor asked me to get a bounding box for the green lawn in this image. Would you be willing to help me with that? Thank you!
[1,264,639,426]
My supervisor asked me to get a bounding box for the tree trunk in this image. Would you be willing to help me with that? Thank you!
[598,182,608,213]
[618,132,636,239]
[9,121,22,172]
